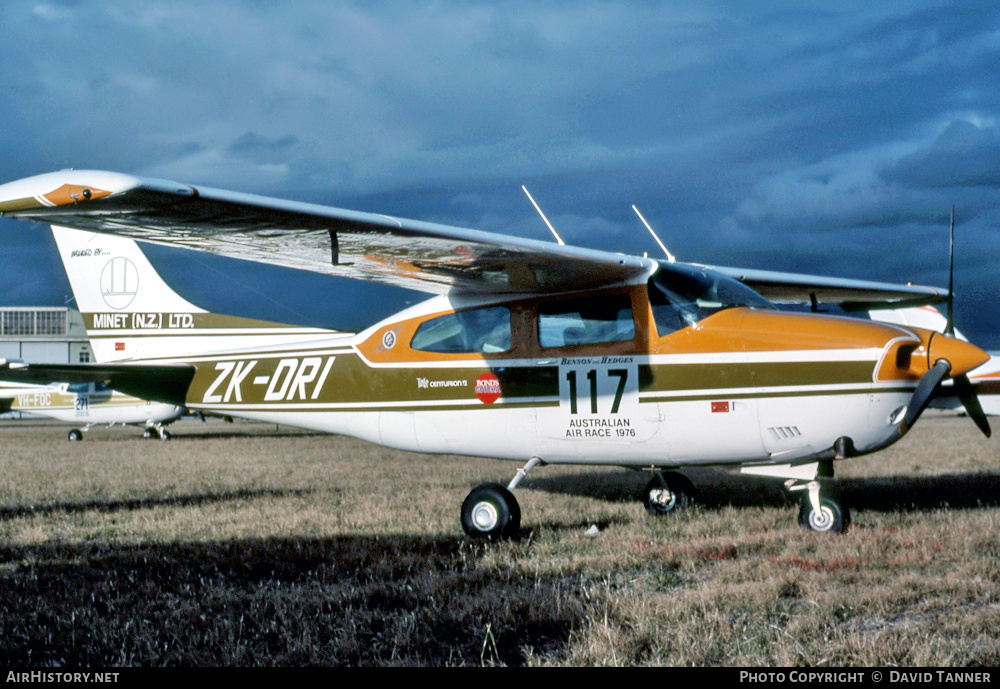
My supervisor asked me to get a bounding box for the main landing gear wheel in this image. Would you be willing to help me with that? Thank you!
[461,483,520,540]
[158,429,171,441]
[798,495,850,533]
[67,429,83,442]
[642,472,695,516]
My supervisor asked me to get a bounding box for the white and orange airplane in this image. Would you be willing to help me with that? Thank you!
[0,170,992,537]
[0,380,184,441]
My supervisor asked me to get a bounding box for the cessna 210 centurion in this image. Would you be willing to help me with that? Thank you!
[0,380,184,441]
[0,169,992,538]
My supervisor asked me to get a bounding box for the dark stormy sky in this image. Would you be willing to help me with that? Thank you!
[2,1,998,345]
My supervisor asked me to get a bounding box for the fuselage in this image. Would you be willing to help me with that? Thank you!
[143,269,973,470]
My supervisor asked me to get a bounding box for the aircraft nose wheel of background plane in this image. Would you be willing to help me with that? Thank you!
[461,483,520,540]
[642,471,696,516]
[67,429,83,442]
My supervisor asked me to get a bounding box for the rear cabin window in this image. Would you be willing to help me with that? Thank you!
[538,294,635,348]
[410,306,512,354]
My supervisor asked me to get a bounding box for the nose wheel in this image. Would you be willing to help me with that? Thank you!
[788,480,850,533]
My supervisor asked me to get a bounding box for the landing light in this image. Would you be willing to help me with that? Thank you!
[890,405,907,425]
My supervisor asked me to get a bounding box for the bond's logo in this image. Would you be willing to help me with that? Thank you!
[100,257,138,310]
[475,372,502,405]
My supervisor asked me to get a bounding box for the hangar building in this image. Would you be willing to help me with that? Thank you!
[0,307,92,364]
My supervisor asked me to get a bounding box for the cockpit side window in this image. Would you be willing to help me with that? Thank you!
[410,306,512,354]
[649,264,774,336]
[538,294,635,348]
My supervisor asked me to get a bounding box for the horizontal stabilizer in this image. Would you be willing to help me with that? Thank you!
[0,359,195,407]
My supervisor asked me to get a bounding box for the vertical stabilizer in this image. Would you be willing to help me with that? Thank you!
[52,226,341,362]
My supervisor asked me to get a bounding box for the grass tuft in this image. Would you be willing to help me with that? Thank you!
[1,413,999,666]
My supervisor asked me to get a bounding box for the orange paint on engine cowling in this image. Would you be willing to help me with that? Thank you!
[926,332,991,377]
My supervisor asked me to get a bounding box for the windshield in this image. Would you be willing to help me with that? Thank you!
[648,263,774,335]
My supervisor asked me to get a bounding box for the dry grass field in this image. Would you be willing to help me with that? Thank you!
[0,413,998,666]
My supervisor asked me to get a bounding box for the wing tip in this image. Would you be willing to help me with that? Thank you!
[0,169,195,214]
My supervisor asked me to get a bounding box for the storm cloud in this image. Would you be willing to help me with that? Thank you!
[2,1,998,344]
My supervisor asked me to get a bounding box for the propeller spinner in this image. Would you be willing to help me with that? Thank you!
[900,331,991,437]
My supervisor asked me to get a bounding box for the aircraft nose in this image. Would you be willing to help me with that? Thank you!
[893,329,993,439]
[926,332,990,377]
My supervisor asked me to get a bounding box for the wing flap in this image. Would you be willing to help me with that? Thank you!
[0,170,654,295]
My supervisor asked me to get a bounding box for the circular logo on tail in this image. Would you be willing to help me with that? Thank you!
[100,257,139,310]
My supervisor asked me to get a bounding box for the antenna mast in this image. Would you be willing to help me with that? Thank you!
[632,205,675,262]
[521,186,565,245]
[946,205,955,335]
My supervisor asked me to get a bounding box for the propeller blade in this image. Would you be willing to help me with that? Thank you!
[902,358,952,432]
[927,207,990,437]
[954,373,992,438]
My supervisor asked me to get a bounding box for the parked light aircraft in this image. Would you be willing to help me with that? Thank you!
[0,170,992,537]
[0,380,184,440]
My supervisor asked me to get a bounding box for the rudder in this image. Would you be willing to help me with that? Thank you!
[52,226,341,363]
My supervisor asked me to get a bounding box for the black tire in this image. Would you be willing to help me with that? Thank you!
[642,472,695,516]
[461,483,520,540]
[67,429,83,442]
[798,495,850,533]
[159,429,171,441]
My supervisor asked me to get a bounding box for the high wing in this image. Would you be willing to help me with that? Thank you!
[0,170,948,308]
[0,170,654,295]
[706,265,947,312]
[0,359,194,407]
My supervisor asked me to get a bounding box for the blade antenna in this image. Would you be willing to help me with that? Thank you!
[632,205,676,262]
[945,205,955,336]
[521,186,565,245]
